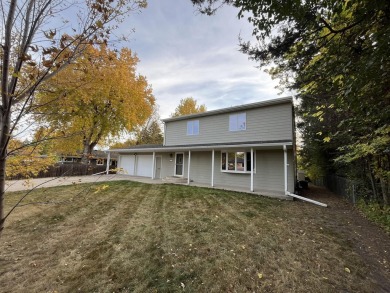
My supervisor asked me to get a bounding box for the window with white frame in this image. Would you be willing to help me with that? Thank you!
[229,113,246,131]
[221,151,255,173]
[187,120,199,135]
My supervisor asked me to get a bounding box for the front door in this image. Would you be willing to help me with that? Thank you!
[155,156,162,179]
[175,153,184,176]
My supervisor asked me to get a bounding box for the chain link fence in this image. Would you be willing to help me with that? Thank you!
[314,174,383,205]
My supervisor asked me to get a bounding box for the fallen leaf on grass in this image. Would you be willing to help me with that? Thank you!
[345,267,351,273]
[180,282,185,289]
[257,273,263,279]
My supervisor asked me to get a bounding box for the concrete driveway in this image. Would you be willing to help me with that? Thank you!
[5,174,159,192]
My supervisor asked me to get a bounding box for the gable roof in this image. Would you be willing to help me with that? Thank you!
[162,96,293,123]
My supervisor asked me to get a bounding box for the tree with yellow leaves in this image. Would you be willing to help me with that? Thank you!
[170,97,207,117]
[0,0,147,235]
[36,44,155,164]
[6,138,56,180]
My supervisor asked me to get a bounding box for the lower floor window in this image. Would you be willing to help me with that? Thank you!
[221,151,255,173]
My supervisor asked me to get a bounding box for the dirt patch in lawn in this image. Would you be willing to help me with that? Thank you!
[0,181,389,292]
[301,185,390,292]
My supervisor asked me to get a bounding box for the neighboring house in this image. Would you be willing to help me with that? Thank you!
[59,150,118,168]
[108,97,296,198]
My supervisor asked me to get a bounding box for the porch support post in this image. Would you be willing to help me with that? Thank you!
[134,154,137,175]
[250,148,254,192]
[152,152,156,179]
[283,145,288,195]
[187,150,191,185]
[211,149,215,187]
[106,151,111,175]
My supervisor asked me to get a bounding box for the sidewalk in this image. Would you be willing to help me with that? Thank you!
[4,174,144,192]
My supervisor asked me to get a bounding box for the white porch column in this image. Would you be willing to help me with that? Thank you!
[187,150,191,185]
[152,152,156,179]
[211,149,215,187]
[134,154,137,175]
[106,151,111,175]
[250,148,254,192]
[283,145,288,195]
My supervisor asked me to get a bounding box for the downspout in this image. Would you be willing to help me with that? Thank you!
[250,148,254,192]
[187,150,191,185]
[287,192,328,207]
[283,145,288,195]
[211,149,215,187]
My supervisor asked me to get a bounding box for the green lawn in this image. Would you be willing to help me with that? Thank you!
[0,181,385,292]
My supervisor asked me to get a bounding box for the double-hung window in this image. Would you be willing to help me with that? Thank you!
[221,151,255,173]
[229,113,246,131]
[187,120,199,135]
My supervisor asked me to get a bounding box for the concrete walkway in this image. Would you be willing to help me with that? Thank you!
[5,174,159,192]
[5,174,290,200]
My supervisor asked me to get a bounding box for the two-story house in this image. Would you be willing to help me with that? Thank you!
[108,97,296,198]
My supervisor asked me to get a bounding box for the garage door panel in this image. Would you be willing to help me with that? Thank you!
[119,155,135,175]
[136,155,153,177]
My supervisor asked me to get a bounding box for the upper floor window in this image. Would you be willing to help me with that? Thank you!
[187,120,199,135]
[229,113,246,131]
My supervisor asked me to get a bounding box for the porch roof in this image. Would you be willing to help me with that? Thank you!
[108,140,293,153]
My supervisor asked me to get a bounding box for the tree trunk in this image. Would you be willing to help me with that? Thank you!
[367,167,377,201]
[0,111,11,236]
[379,176,389,206]
[0,156,5,236]
[81,139,90,165]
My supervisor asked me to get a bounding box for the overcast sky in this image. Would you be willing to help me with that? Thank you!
[120,0,287,119]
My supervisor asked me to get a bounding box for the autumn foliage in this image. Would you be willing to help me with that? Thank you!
[6,139,56,179]
[170,97,207,117]
[36,44,155,162]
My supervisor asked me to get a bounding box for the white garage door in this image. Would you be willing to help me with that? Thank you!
[136,155,153,177]
[119,155,135,175]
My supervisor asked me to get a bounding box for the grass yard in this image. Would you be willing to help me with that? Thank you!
[1,181,389,292]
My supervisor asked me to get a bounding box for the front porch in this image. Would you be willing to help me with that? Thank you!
[109,174,291,200]
[109,142,295,199]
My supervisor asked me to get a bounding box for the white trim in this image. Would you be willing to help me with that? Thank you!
[211,149,215,187]
[152,152,156,179]
[109,142,293,153]
[174,152,184,177]
[187,150,191,185]
[220,151,255,174]
[186,120,199,136]
[283,145,288,195]
[229,112,246,132]
[250,148,254,192]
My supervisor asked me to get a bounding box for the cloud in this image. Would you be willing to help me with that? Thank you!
[120,0,288,118]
